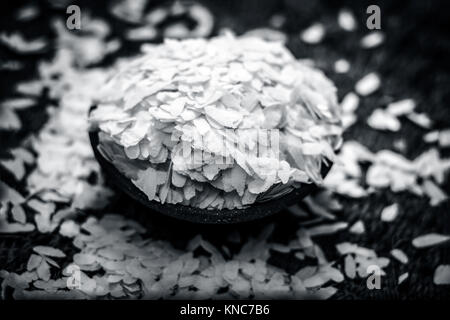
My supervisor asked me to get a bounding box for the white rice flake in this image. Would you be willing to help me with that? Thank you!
[334,59,350,74]
[421,179,448,206]
[438,129,450,147]
[367,109,401,132]
[380,203,399,222]
[59,220,80,238]
[406,112,432,128]
[33,246,66,258]
[338,9,357,31]
[349,220,365,234]
[412,233,450,248]
[386,99,416,116]
[433,265,450,285]
[423,130,439,143]
[269,14,286,29]
[355,73,380,96]
[0,222,35,233]
[398,272,408,284]
[0,32,48,54]
[339,92,359,129]
[306,222,348,237]
[300,23,325,44]
[390,249,409,264]
[360,31,385,49]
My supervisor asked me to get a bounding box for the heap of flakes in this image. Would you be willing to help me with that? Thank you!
[89,34,343,210]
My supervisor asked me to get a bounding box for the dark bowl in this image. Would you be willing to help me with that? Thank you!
[88,107,332,224]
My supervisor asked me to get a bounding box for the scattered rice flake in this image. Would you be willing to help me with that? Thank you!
[349,220,365,234]
[421,179,448,206]
[340,92,359,114]
[360,31,385,49]
[406,112,432,128]
[344,255,356,279]
[398,272,408,284]
[0,104,21,130]
[303,197,337,220]
[1,98,36,109]
[386,99,416,116]
[0,222,35,233]
[110,0,148,24]
[303,265,344,288]
[59,220,80,238]
[0,60,23,71]
[125,26,158,41]
[0,32,47,54]
[145,7,167,25]
[269,14,286,29]
[393,139,407,152]
[27,254,43,271]
[438,129,450,148]
[367,108,401,132]
[336,242,376,257]
[188,3,214,38]
[338,9,357,31]
[36,260,51,281]
[16,4,40,21]
[433,265,450,285]
[380,203,399,222]
[33,246,66,258]
[164,23,191,39]
[0,147,34,181]
[355,73,380,96]
[390,249,408,264]
[270,243,291,253]
[306,222,348,237]
[16,80,44,96]
[0,181,24,204]
[300,23,325,44]
[334,59,350,74]
[0,99,36,132]
[312,190,343,212]
[423,130,439,143]
[412,233,450,248]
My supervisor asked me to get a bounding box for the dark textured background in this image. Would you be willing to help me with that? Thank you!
[0,0,449,299]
